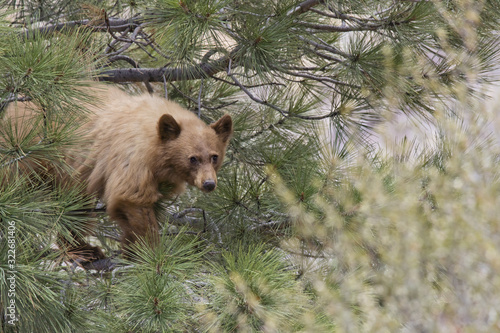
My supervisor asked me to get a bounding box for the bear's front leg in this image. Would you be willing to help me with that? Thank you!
[107,200,160,257]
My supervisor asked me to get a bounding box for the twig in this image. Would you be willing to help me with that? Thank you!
[208,217,223,246]
[0,94,32,113]
[104,27,130,54]
[227,61,342,121]
[198,78,204,118]
[226,59,288,117]
[242,118,287,141]
[172,208,204,219]
[0,139,45,168]
[103,24,144,58]
[298,35,352,60]
[168,82,237,111]
[163,73,168,99]
[210,75,286,89]
[248,220,288,231]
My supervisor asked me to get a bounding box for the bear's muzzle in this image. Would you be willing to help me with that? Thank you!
[202,180,216,192]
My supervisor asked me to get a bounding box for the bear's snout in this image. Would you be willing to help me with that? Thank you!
[202,180,216,192]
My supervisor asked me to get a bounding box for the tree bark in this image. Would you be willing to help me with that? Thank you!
[97,55,233,83]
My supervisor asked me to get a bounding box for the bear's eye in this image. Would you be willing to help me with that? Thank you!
[189,156,198,165]
[211,155,218,164]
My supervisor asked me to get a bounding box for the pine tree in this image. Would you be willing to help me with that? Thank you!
[1,1,500,332]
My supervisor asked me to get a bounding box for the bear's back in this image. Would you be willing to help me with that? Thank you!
[87,86,206,143]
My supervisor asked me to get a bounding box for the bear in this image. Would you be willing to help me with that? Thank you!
[2,85,233,261]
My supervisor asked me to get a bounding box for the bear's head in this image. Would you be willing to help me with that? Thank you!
[156,113,233,193]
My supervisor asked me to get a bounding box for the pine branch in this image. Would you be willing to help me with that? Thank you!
[22,17,141,38]
[97,50,236,83]
[297,21,380,32]
[298,35,353,60]
[248,219,289,231]
[0,151,35,168]
[168,82,238,112]
[0,94,32,113]
[227,61,341,121]
[286,0,325,16]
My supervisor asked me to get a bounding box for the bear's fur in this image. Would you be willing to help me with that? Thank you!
[2,85,232,259]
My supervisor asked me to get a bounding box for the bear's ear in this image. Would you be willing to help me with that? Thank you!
[210,114,233,143]
[158,114,181,141]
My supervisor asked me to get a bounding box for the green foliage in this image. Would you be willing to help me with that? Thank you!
[145,0,228,65]
[0,178,89,332]
[126,230,205,277]
[1,0,500,332]
[84,233,205,333]
[0,261,73,333]
[0,176,95,241]
[114,276,189,332]
[205,243,308,332]
[0,29,98,112]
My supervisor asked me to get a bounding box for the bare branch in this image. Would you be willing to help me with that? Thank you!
[280,69,359,88]
[102,24,144,58]
[104,27,131,54]
[210,75,286,89]
[249,220,287,231]
[108,55,139,68]
[310,7,381,24]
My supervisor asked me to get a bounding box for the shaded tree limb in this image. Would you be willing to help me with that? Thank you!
[97,52,235,83]
[22,17,141,38]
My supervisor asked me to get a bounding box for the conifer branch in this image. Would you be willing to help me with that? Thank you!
[286,0,325,16]
[297,21,381,32]
[227,60,342,121]
[226,65,287,118]
[97,51,235,83]
[168,82,238,112]
[298,35,353,60]
[0,138,44,168]
[22,17,141,38]
[0,94,32,113]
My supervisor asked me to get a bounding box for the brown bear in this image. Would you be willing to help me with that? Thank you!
[2,85,233,260]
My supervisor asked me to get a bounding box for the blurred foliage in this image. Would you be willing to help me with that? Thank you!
[1,0,500,332]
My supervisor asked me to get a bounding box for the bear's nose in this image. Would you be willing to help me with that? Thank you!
[203,180,216,192]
